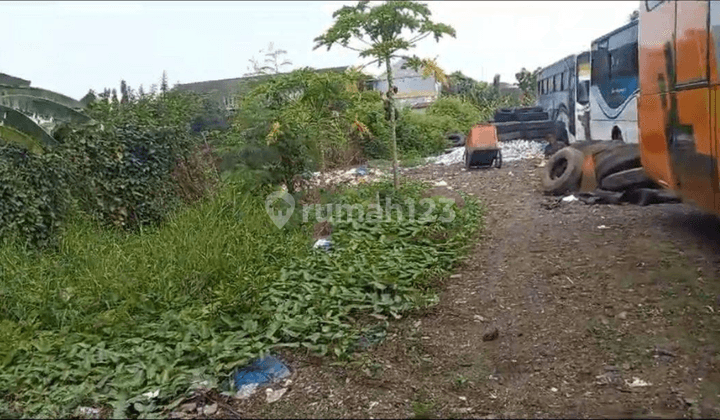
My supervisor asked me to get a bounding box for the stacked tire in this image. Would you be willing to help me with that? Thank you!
[541,141,657,196]
[492,107,568,142]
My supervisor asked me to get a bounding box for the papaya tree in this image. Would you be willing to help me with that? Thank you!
[314,0,455,189]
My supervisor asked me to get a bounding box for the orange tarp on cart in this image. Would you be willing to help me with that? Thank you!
[466,124,499,150]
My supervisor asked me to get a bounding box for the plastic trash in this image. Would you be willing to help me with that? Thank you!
[313,238,332,252]
[233,355,291,390]
[562,195,578,202]
[355,167,368,176]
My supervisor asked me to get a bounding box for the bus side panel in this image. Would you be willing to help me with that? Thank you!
[676,1,709,85]
[638,93,675,188]
[674,88,715,212]
[639,0,676,188]
[639,0,675,96]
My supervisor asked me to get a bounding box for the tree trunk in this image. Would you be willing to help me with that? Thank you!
[385,57,399,190]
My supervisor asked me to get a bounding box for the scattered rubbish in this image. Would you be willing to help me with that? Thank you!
[313,238,332,252]
[450,274,462,279]
[473,315,486,322]
[265,387,288,403]
[235,383,258,399]
[369,401,379,410]
[434,180,448,187]
[562,195,578,203]
[76,407,100,418]
[142,389,160,399]
[305,167,387,189]
[482,327,499,342]
[180,403,197,412]
[203,403,218,416]
[617,311,628,320]
[233,355,291,391]
[426,139,548,166]
[625,377,652,388]
[550,387,558,393]
[597,225,609,229]
[458,396,467,401]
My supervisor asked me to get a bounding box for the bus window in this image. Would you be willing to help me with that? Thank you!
[577,80,589,105]
[645,0,664,11]
[560,72,565,91]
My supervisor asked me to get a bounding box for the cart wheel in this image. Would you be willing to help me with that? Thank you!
[495,150,502,169]
[464,150,472,169]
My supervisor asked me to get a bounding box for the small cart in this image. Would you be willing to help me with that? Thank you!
[464,123,502,169]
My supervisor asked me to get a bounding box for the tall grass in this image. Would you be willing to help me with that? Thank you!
[0,178,482,418]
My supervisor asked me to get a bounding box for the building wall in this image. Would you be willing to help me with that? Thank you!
[372,76,440,108]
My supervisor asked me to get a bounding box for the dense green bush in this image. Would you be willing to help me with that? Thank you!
[55,120,195,229]
[0,144,71,248]
[394,97,480,157]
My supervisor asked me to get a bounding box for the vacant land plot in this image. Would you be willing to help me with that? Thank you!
[227,157,720,419]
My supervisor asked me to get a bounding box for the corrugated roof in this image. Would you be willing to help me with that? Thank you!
[0,73,31,87]
[173,66,351,96]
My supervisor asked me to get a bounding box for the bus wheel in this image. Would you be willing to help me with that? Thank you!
[611,126,623,141]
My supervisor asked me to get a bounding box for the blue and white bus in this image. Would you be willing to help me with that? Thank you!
[589,19,639,143]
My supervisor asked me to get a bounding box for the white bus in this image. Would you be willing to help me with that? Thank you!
[589,19,639,143]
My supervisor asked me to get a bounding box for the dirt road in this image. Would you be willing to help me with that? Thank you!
[229,157,720,419]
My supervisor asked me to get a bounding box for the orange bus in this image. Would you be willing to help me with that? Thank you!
[638,0,720,214]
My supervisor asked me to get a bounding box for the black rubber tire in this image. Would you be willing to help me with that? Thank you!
[594,144,641,182]
[569,140,624,156]
[541,147,584,195]
[516,111,549,122]
[599,167,655,191]
[516,106,544,113]
[495,150,502,169]
[447,133,466,148]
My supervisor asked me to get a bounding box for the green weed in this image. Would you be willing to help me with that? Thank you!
[0,178,482,418]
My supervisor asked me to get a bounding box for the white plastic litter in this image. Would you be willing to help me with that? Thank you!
[235,383,258,399]
[266,387,288,403]
[426,140,549,166]
[625,377,652,387]
[562,195,578,203]
[313,239,332,250]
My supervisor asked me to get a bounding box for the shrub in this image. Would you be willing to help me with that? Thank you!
[0,144,71,248]
[55,120,196,229]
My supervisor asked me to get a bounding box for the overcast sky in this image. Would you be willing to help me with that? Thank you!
[1,1,639,99]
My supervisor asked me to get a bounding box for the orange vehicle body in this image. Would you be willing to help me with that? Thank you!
[638,0,720,214]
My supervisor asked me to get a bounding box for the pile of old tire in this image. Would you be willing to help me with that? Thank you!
[492,106,568,143]
[493,107,546,123]
[541,141,659,197]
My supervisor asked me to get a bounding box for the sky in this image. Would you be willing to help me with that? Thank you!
[0,1,640,100]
